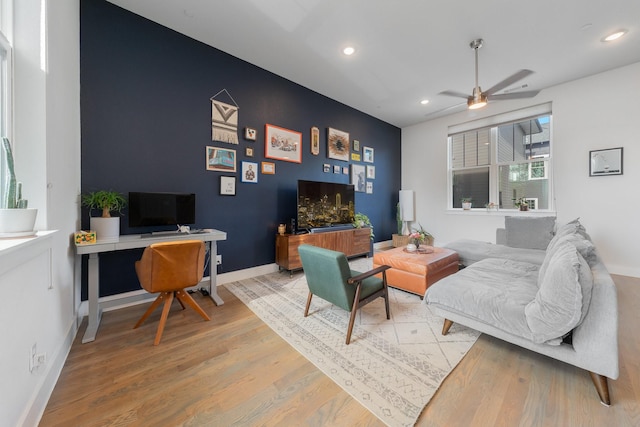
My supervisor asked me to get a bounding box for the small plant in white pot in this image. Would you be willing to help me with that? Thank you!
[81,190,127,242]
[0,137,38,236]
[461,197,473,210]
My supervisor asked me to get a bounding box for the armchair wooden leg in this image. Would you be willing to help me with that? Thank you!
[346,284,363,345]
[383,273,391,320]
[304,292,313,317]
[589,371,611,406]
[133,292,166,329]
[442,319,453,335]
[175,290,211,321]
[154,292,175,346]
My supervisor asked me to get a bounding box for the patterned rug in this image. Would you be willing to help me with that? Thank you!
[224,257,479,426]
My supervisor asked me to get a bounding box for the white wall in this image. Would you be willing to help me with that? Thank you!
[402,62,640,278]
[0,1,81,426]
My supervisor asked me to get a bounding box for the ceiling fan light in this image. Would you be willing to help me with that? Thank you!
[468,93,487,109]
[602,30,627,42]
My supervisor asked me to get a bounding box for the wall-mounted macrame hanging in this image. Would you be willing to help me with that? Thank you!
[210,89,239,144]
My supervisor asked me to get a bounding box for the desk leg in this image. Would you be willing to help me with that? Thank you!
[82,253,103,343]
[208,241,224,305]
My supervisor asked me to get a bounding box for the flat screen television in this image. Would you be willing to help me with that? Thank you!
[128,192,196,228]
[297,180,355,230]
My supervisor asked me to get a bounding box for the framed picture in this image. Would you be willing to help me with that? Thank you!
[242,161,258,183]
[323,163,330,173]
[353,139,360,151]
[265,124,302,163]
[590,147,623,176]
[245,147,254,157]
[366,165,375,179]
[261,161,275,174]
[351,153,361,161]
[244,127,257,141]
[363,146,374,163]
[333,165,341,174]
[327,127,350,161]
[366,181,373,194]
[220,176,236,195]
[350,164,366,192]
[311,126,320,155]
[206,146,236,172]
[342,166,349,175]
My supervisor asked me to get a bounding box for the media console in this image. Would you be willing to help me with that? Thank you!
[275,227,371,273]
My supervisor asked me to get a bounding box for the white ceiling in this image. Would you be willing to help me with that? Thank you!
[106,0,640,128]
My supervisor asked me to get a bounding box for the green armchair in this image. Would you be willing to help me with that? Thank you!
[298,244,391,344]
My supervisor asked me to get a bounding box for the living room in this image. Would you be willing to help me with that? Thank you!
[1,0,639,425]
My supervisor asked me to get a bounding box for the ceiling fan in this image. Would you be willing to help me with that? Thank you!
[441,39,539,109]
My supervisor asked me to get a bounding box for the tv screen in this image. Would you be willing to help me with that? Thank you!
[128,192,196,228]
[297,180,355,230]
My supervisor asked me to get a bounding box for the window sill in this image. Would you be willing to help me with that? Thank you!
[0,231,57,277]
[446,209,556,216]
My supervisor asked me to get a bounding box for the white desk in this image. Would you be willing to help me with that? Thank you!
[75,229,227,343]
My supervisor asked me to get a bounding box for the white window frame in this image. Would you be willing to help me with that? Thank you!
[0,0,13,206]
[447,103,554,212]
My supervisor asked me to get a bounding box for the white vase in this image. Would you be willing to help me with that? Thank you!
[462,202,472,210]
[406,243,417,252]
[0,208,38,236]
[90,217,120,242]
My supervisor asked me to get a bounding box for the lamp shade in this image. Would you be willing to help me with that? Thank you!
[399,190,414,221]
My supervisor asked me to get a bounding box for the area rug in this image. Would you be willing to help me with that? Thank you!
[224,257,479,426]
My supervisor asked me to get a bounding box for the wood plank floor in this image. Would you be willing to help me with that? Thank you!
[40,275,640,426]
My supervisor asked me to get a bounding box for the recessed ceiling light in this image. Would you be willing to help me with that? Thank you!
[420,99,429,105]
[602,30,627,42]
[343,46,355,55]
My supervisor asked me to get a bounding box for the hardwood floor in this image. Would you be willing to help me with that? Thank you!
[40,275,640,426]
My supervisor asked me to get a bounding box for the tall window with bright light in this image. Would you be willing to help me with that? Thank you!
[448,113,552,210]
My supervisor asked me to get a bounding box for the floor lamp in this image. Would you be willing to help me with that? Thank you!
[399,190,414,235]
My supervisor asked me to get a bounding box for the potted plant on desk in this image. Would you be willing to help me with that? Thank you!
[81,190,127,242]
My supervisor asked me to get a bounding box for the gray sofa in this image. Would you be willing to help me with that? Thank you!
[425,217,619,405]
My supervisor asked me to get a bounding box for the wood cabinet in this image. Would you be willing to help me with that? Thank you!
[276,227,371,272]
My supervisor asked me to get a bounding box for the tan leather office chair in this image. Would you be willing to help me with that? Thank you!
[133,240,211,345]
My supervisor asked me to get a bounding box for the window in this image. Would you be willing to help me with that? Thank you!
[448,110,552,210]
[0,0,11,205]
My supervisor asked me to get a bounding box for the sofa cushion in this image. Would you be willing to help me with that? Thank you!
[425,258,540,340]
[443,239,546,266]
[505,216,556,250]
[525,241,594,344]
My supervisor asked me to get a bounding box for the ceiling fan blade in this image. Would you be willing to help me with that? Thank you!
[490,90,540,100]
[440,90,470,99]
[485,69,534,95]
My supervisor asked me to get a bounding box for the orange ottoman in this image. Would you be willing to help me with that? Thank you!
[373,246,459,297]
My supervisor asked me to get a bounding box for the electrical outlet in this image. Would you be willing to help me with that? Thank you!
[216,255,222,265]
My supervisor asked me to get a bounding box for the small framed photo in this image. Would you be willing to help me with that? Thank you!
[261,161,275,174]
[220,176,236,195]
[363,146,374,163]
[244,127,257,141]
[323,163,330,173]
[311,126,320,155]
[590,147,623,176]
[351,164,366,192]
[333,165,341,174]
[265,124,302,163]
[242,161,258,183]
[207,146,236,172]
[327,127,350,161]
[353,139,360,151]
[351,153,361,161]
[245,147,254,157]
[342,166,349,175]
[366,165,376,179]
[366,181,373,194]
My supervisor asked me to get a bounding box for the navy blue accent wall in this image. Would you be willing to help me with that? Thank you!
[80,0,401,298]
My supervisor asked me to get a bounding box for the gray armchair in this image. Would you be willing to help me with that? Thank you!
[298,244,391,344]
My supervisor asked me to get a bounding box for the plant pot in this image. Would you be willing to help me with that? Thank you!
[519,205,529,211]
[462,202,472,210]
[0,208,38,236]
[90,217,120,242]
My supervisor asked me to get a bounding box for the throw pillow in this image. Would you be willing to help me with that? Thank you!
[505,216,556,250]
[539,233,597,283]
[525,241,594,344]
